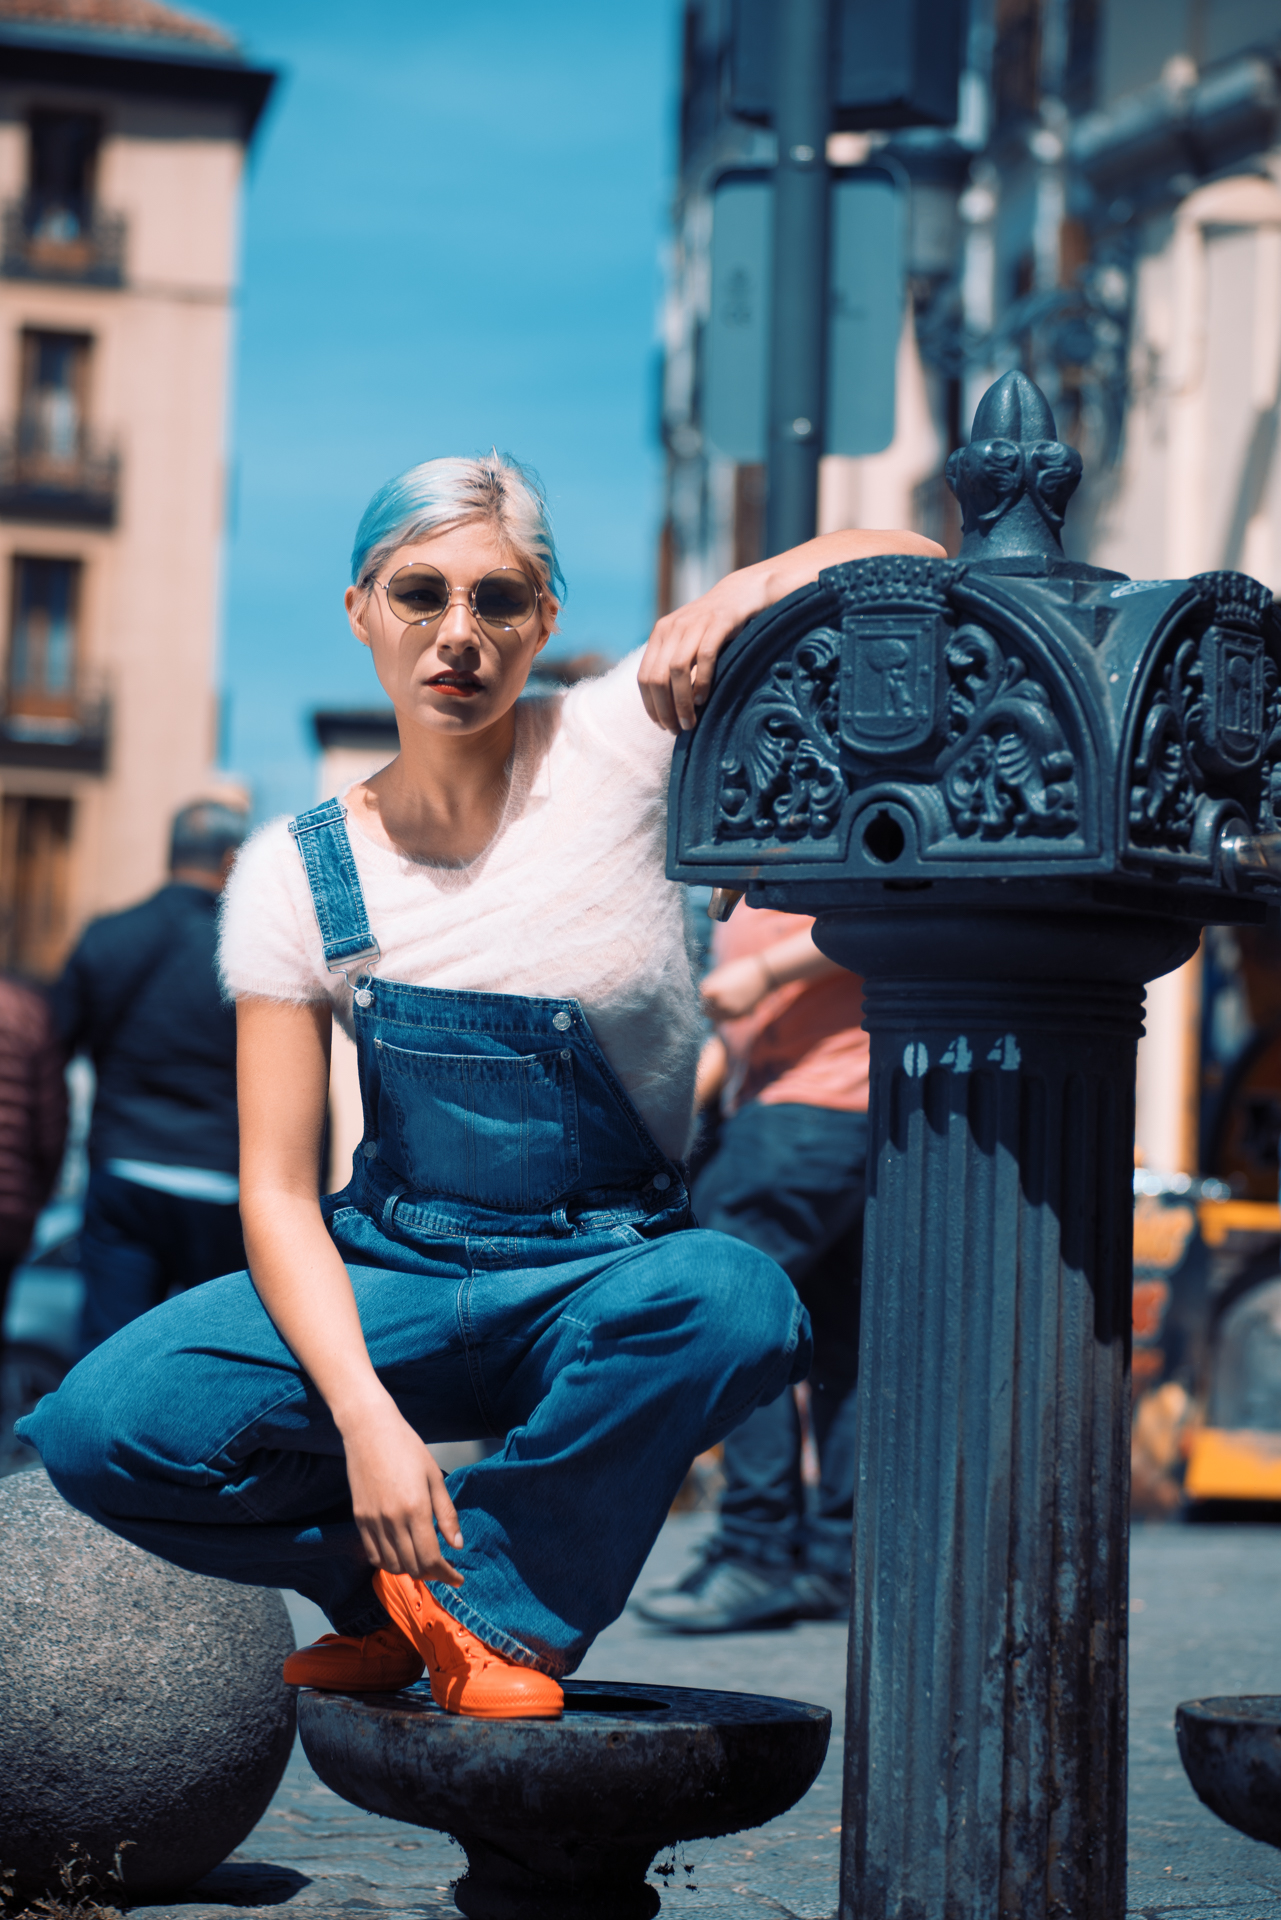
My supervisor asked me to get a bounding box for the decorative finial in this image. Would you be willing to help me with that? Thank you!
[944,370,1083,565]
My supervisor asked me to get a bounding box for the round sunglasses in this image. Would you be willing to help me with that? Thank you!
[377,564,541,636]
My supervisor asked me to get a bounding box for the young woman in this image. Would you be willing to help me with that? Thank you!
[21,455,941,1719]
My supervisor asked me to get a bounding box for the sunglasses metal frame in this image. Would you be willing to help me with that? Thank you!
[376,564,542,633]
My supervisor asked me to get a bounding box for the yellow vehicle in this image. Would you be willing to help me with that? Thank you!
[1133,927,1281,1513]
[1184,1198,1281,1503]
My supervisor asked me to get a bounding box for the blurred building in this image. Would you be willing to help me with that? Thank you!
[664,0,1281,1503]
[0,0,272,976]
[662,1,1281,584]
[662,0,1281,1177]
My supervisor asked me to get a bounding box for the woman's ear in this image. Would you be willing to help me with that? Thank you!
[534,598,559,656]
[345,584,373,650]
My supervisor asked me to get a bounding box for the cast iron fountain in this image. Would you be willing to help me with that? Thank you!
[297,1679,829,1918]
[668,368,1281,1919]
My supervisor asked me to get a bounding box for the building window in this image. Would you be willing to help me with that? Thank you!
[8,556,81,721]
[27,110,100,245]
[0,329,118,527]
[20,330,89,465]
[1,110,123,288]
[0,793,73,978]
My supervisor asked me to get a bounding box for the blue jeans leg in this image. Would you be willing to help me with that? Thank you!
[21,1225,808,1675]
[79,1166,248,1354]
[24,1265,461,1636]
[692,1102,866,1573]
[431,1226,806,1670]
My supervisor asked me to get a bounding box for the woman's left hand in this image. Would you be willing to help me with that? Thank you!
[638,526,947,735]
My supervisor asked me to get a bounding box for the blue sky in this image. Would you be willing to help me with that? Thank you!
[201,0,679,820]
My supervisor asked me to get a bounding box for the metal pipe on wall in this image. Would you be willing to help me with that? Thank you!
[764,0,832,557]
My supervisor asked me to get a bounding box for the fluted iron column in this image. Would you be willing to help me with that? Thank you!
[814,911,1198,1920]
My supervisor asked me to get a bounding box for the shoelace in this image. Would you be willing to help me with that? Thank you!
[424,1618,491,1677]
[398,1580,520,1683]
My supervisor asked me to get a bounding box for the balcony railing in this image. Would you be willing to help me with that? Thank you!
[0,419,120,528]
[2,195,125,287]
[0,688,109,774]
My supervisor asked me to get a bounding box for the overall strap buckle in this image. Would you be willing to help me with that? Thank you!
[288,799,381,982]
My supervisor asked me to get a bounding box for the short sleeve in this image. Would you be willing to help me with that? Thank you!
[565,649,675,784]
[217,817,333,1006]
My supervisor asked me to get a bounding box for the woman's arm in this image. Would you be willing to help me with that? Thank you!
[237,996,463,1586]
[639,526,946,733]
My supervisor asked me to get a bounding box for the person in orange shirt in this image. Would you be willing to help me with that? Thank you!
[636,901,867,1631]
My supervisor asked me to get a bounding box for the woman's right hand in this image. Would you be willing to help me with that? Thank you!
[237,1000,466,1592]
[341,1396,466,1587]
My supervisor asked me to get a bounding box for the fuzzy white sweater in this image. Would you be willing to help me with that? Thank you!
[218,653,703,1160]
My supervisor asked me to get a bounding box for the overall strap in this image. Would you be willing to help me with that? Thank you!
[287,797,381,978]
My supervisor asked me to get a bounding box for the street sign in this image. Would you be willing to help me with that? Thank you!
[827,166,902,457]
[704,166,902,462]
[705,172,772,463]
[730,0,964,130]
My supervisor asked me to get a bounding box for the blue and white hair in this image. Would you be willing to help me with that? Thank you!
[350,451,565,606]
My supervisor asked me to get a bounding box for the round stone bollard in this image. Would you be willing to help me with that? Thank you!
[0,1469,296,1901]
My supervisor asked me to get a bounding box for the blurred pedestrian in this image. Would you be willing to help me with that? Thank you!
[52,801,249,1351]
[0,976,67,1361]
[636,902,868,1632]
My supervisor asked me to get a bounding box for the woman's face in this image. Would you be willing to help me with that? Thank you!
[345,521,554,740]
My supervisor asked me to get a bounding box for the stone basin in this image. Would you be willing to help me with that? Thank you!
[1176,1696,1281,1848]
[297,1678,831,1919]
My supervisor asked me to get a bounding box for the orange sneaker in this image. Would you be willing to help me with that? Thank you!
[282,1625,424,1692]
[373,1569,564,1720]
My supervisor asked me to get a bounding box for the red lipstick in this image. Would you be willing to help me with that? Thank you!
[428,671,482,698]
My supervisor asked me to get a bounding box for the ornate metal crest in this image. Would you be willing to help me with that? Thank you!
[1205,629,1264,770]
[1128,571,1281,860]
[840,617,942,757]
[710,564,1083,858]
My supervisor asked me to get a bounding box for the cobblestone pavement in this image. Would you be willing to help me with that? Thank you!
[136,1516,1281,1920]
[1127,1523,1281,1918]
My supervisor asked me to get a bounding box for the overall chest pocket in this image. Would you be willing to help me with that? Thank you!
[376,1039,580,1209]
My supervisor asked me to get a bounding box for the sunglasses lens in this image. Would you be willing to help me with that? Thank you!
[474,571,538,630]
[386,566,449,622]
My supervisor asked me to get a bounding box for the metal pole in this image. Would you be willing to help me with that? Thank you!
[829,945,1151,1920]
[764,0,832,557]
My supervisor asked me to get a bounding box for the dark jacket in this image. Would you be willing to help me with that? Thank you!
[0,975,67,1256]
[52,883,238,1173]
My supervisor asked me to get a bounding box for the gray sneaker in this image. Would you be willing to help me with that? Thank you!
[633,1546,800,1633]
[790,1568,850,1621]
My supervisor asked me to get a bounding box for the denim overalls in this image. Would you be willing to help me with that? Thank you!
[289,798,695,1239]
[21,801,809,1675]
